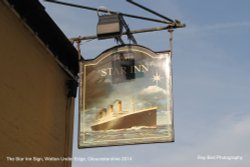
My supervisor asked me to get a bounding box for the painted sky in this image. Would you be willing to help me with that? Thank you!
[40,0,250,167]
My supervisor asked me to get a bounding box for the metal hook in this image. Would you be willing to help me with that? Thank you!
[97,6,110,17]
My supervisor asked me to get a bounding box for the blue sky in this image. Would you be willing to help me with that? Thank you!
[40,0,250,166]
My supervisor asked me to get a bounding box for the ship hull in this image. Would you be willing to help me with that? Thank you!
[91,107,157,131]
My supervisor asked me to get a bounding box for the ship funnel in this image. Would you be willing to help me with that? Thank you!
[118,100,122,113]
[98,108,107,118]
[113,99,122,113]
[108,105,113,113]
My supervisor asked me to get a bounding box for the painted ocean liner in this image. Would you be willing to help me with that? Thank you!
[91,100,157,131]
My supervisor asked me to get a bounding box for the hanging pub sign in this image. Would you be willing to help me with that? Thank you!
[79,45,174,148]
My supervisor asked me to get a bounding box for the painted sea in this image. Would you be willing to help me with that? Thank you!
[79,124,174,148]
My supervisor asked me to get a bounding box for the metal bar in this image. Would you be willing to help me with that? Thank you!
[115,37,125,45]
[70,35,97,41]
[70,26,171,42]
[44,0,171,24]
[120,16,137,44]
[76,39,82,60]
[168,29,174,53]
[127,0,174,23]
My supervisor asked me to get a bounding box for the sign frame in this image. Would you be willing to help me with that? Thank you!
[78,45,174,148]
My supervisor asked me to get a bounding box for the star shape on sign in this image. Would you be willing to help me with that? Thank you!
[152,73,161,86]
